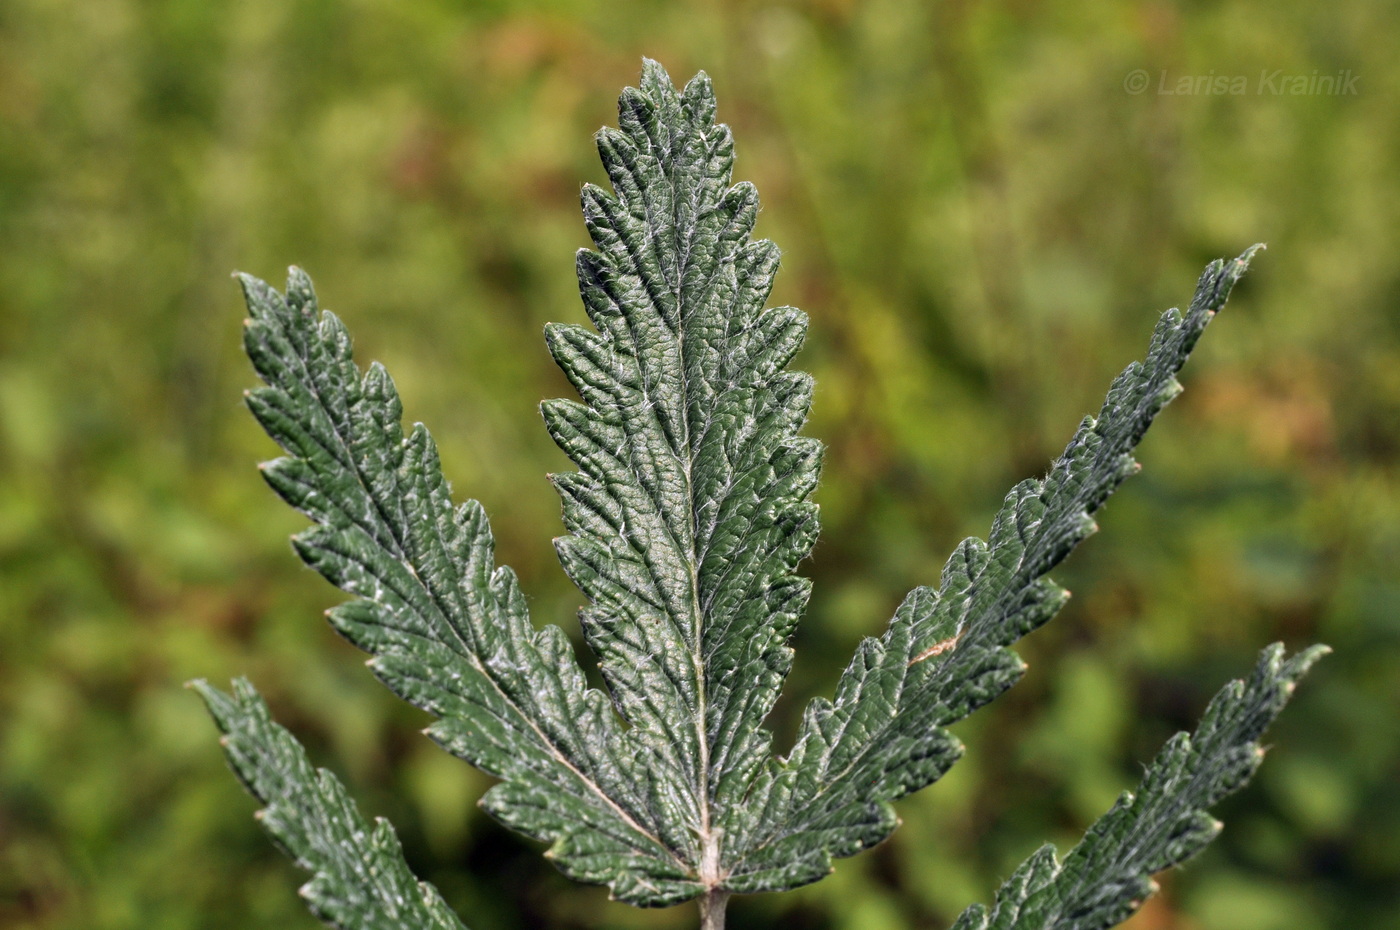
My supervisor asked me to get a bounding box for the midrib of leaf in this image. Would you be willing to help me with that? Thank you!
[602,137,712,804]
[653,89,715,876]
[669,127,810,872]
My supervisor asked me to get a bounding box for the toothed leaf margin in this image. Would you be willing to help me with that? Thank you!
[193,678,470,930]
[951,644,1329,930]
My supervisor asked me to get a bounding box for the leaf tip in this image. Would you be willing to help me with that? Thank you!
[639,56,673,88]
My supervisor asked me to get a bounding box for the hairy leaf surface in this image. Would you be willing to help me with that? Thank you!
[236,266,695,904]
[193,678,469,930]
[723,246,1268,892]
[950,644,1329,930]
[545,58,820,883]
[206,60,1325,928]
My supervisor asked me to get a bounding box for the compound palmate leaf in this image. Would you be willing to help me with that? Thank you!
[202,58,1325,930]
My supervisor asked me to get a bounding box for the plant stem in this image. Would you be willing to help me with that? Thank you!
[699,888,730,930]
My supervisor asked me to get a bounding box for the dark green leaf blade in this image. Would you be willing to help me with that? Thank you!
[192,678,470,930]
[727,247,1266,892]
[238,268,696,905]
[547,59,821,882]
[950,643,1329,930]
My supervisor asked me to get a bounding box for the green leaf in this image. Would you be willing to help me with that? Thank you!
[191,678,469,930]
[949,643,1330,930]
[545,57,820,890]
[236,264,695,905]
[214,60,1324,926]
[723,246,1268,893]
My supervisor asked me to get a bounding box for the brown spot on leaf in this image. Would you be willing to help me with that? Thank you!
[908,634,961,666]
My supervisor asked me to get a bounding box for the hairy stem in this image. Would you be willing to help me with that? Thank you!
[699,888,731,930]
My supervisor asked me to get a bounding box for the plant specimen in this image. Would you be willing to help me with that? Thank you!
[195,60,1325,930]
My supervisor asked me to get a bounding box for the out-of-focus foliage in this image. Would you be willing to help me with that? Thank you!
[0,2,1394,929]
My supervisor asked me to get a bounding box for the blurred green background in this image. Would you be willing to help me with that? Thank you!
[2,1,1396,928]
